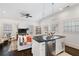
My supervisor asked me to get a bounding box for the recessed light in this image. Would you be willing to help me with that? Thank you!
[59,8,63,11]
[2,10,6,14]
[64,5,70,9]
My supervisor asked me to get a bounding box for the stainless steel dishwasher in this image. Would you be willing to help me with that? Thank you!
[45,35,65,56]
[45,40,56,56]
[44,35,56,56]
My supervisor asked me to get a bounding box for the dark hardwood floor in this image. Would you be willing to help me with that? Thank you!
[0,42,10,56]
[11,49,33,56]
[65,46,79,56]
[0,42,33,56]
[0,42,79,56]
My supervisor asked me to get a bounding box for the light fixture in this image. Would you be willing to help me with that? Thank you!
[59,8,63,11]
[52,3,54,5]
[2,10,6,14]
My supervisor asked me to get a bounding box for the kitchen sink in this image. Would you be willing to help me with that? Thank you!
[52,35,65,39]
[47,35,65,40]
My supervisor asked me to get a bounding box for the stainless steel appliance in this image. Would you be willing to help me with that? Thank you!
[46,40,56,56]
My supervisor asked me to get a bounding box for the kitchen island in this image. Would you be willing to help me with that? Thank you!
[32,35,65,56]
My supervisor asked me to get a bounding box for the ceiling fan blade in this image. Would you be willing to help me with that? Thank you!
[20,12,32,18]
[25,16,29,18]
[29,16,32,17]
[20,12,26,16]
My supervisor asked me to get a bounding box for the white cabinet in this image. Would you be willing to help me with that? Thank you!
[32,39,45,56]
[32,38,65,56]
[56,38,65,55]
[39,42,46,56]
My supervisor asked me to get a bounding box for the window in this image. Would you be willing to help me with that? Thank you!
[35,26,41,34]
[64,20,79,33]
[3,24,12,36]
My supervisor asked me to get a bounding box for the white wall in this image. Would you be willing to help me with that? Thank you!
[0,18,39,38]
[0,18,20,37]
[40,4,79,49]
[40,14,59,34]
[53,4,79,49]
[18,19,39,28]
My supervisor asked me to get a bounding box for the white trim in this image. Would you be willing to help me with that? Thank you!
[65,41,79,49]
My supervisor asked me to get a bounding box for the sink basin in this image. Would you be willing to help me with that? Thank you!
[51,35,65,39]
[52,36,59,39]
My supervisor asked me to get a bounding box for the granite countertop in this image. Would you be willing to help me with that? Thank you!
[33,37,55,43]
[33,35,65,43]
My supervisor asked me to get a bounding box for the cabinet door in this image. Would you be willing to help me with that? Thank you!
[32,40,40,56]
[32,40,37,55]
[40,42,45,56]
[56,39,64,55]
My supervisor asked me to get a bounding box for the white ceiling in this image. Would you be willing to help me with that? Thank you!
[0,3,77,22]
[52,3,79,14]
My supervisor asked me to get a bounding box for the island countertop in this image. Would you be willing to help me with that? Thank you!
[33,35,65,43]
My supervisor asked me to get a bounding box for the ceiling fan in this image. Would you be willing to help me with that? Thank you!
[20,12,32,18]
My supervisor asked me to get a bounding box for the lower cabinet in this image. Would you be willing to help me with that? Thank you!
[56,39,65,55]
[32,39,45,56]
[32,39,65,56]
